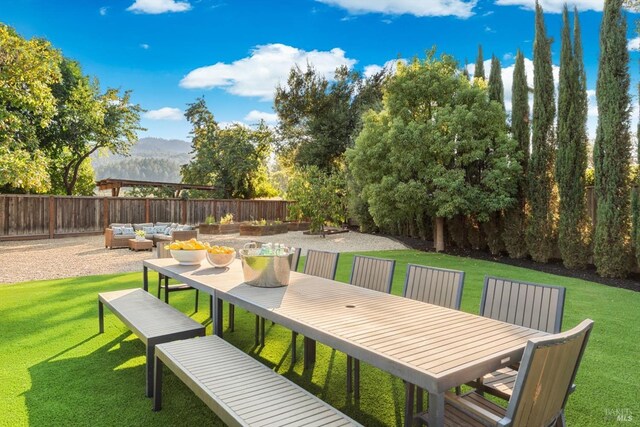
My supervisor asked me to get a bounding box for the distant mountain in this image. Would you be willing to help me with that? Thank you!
[92,137,192,183]
[132,137,192,156]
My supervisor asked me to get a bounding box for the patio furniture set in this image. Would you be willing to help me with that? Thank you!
[104,222,197,250]
[97,249,593,427]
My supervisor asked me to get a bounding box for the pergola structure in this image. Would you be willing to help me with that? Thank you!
[96,178,217,197]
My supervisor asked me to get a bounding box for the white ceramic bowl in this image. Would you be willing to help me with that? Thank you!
[170,249,207,265]
[206,250,236,268]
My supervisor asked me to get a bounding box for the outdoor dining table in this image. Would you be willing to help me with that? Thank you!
[142,258,548,427]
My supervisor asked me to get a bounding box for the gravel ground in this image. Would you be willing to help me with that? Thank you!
[0,231,407,284]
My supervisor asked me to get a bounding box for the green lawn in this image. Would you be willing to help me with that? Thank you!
[1,250,638,426]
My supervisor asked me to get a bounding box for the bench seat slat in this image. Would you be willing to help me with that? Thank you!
[155,335,360,426]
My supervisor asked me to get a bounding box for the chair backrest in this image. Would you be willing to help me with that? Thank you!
[403,264,465,309]
[480,276,565,333]
[303,249,340,280]
[505,319,594,427]
[349,255,395,294]
[290,247,302,272]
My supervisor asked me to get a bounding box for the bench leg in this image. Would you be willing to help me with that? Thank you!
[195,289,199,312]
[209,295,213,320]
[143,266,148,292]
[146,345,155,398]
[260,317,266,345]
[164,277,169,303]
[213,297,224,338]
[98,300,104,333]
[153,357,163,411]
[157,273,162,298]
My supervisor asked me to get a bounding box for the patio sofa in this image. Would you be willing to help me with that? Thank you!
[104,222,197,249]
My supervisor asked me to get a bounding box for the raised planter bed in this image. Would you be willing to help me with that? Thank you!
[239,223,288,236]
[198,223,240,234]
[286,221,311,231]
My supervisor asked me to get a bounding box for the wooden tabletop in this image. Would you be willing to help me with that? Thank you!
[143,258,547,394]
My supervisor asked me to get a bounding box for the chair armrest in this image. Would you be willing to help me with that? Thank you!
[445,391,504,426]
[105,228,114,248]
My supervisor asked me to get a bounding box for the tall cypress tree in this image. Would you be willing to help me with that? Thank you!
[556,6,590,269]
[488,55,505,110]
[526,2,557,263]
[475,45,485,80]
[634,83,640,268]
[593,0,632,278]
[503,50,529,259]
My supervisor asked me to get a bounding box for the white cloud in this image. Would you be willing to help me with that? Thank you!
[363,58,406,78]
[140,43,150,50]
[628,37,640,51]
[144,107,184,121]
[244,110,278,124]
[494,0,603,13]
[99,6,108,15]
[316,0,477,18]
[179,43,357,100]
[503,52,514,61]
[127,0,191,14]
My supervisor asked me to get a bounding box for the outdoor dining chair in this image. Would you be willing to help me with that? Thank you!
[347,255,396,399]
[289,249,341,363]
[470,276,566,400]
[229,247,303,343]
[402,264,465,309]
[157,275,200,312]
[409,319,594,426]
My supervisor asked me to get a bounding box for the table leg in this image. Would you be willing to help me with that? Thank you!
[427,391,445,427]
[303,337,316,370]
[143,266,148,291]
[213,296,224,338]
[404,383,415,427]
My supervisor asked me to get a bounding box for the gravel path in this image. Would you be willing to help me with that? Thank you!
[0,231,407,284]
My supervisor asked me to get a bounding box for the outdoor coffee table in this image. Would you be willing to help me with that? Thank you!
[142,258,547,427]
[129,238,153,252]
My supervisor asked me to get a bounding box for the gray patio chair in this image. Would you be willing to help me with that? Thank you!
[347,255,396,399]
[470,276,566,400]
[403,264,465,309]
[411,319,594,426]
[231,247,305,344]
[290,250,341,363]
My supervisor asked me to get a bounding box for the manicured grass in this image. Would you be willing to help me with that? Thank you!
[1,250,638,426]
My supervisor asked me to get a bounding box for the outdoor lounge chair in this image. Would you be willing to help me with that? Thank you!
[470,276,566,400]
[346,255,396,399]
[411,319,594,426]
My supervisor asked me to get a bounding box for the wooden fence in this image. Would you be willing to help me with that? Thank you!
[0,195,291,241]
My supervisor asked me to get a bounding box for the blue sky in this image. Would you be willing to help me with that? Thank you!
[2,0,638,141]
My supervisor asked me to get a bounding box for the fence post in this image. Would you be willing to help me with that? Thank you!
[181,199,187,224]
[103,198,109,231]
[49,196,55,239]
[237,200,242,221]
[145,198,150,223]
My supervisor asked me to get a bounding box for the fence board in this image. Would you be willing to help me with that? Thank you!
[0,195,292,240]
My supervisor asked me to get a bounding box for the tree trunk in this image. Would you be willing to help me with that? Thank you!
[435,217,445,252]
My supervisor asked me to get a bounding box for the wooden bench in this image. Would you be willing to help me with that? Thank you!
[153,335,362,426]
[98,288,206,397]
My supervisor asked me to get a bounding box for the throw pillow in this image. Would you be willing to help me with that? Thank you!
[122,227,135,236]
[164,227,174,236]
[112,227,124,236]
[153,226,167,234]
[143,226,155,234]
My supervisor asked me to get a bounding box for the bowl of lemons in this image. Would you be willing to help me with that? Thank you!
[166,238,208,265]
[206,245,236,268]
